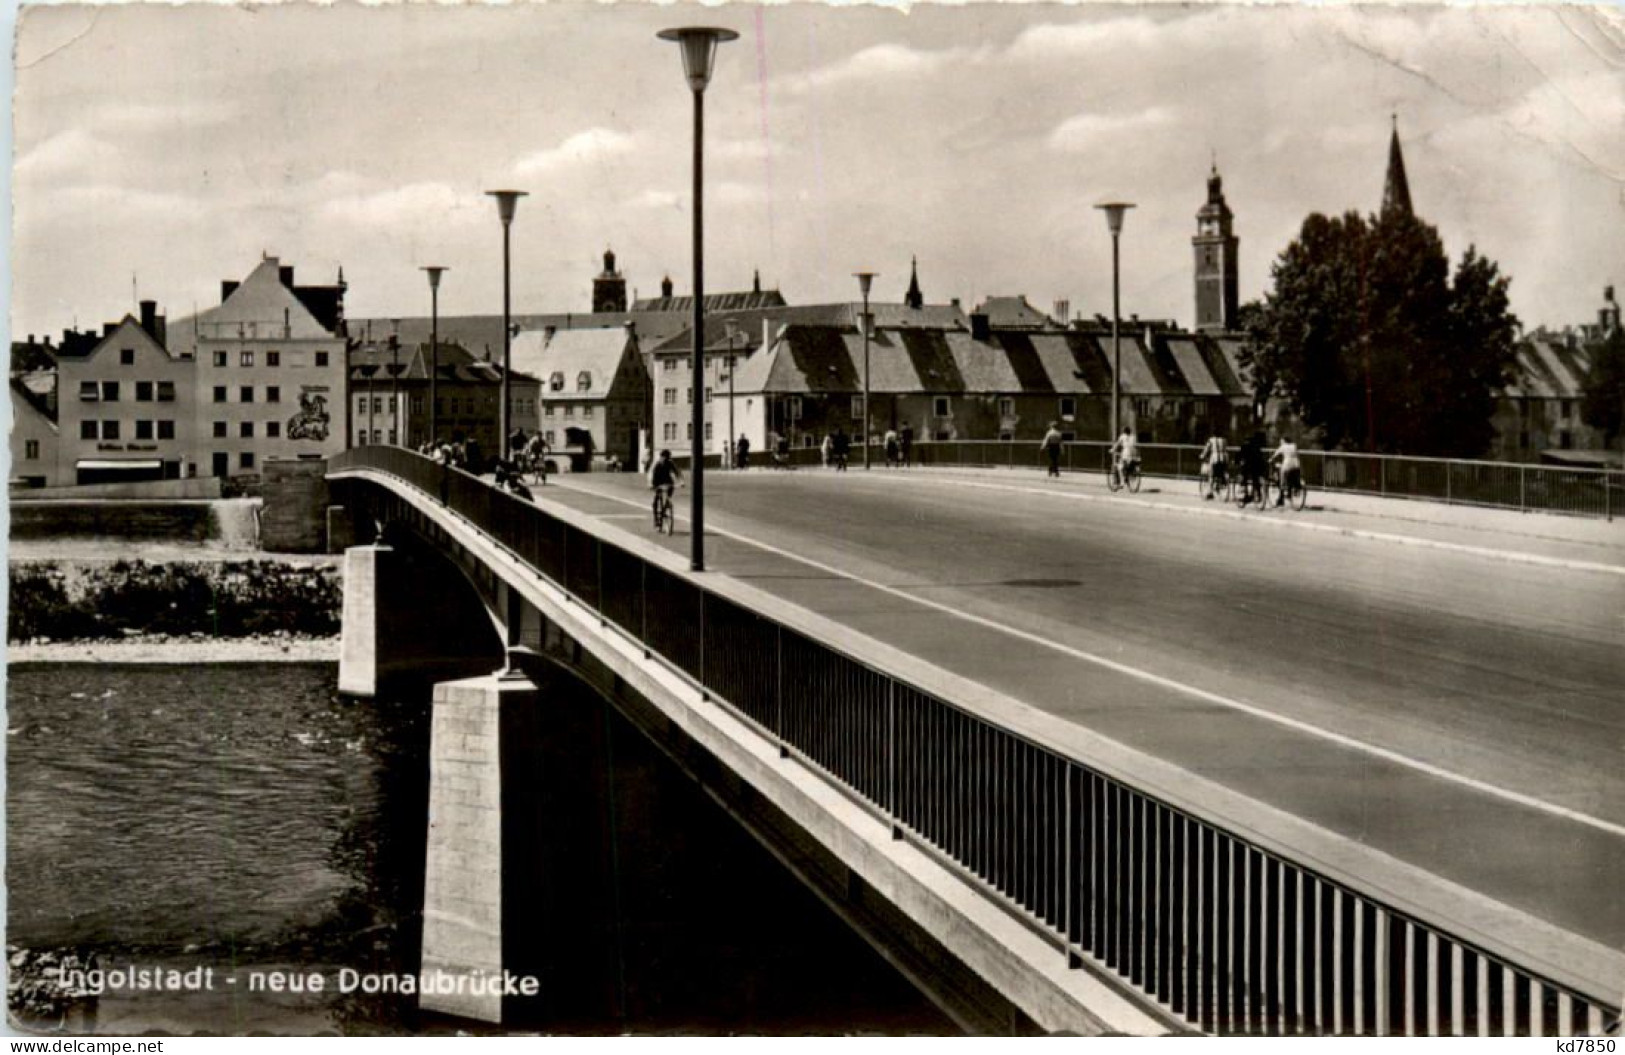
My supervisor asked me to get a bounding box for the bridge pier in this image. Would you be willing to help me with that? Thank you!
[420,666,544,1024]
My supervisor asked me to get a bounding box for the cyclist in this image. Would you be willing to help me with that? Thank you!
[648,448,682,528]
[1110,426,1140,487]
[1239,431,1268,504]
[521,431,551,484]
[1272,435,1302,507]
[1200,431,1229,500]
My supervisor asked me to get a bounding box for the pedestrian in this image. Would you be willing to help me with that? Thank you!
[831,426,850,471]
[1040,421,1063,477]
[899,422,914,467]
[735,433,751,469]
[821,432,834,469]
[884,426,900,467]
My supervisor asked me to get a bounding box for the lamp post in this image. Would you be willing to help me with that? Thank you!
[659,24,737,572]
[485,190,527,459]
[1095,202,1134,444]
[422,266,448,448]
[387,330,403,445]
[360,363,378,445]
[723,321,740,469]
[853,271,876,469]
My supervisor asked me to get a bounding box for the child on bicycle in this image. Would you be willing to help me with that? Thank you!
[1271,436,1301,507]
[648,449,682,527]
[1110,426,1140,483]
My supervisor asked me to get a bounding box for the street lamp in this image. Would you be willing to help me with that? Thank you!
[359,362,379,445]
[485,190,527,459]
[853,272,876,469]
[387,329,404,445]
[723,320,740,469]
[1095,201,1134,445]
[422,266,448,448]
[659,24,737,572]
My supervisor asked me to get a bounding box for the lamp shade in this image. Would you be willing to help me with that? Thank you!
[485,189,527,225]
[853,271,876,297]
[658,27,739,93]
[1095,201,1135,236]
[421,265,448,290]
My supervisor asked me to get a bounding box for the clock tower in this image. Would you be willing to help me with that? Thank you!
[1193,165,1239,333]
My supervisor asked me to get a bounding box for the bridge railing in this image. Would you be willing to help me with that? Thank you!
[331,446,1622,1036]
[909,441,1622,519]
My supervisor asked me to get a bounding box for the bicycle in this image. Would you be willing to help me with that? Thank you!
[1270,465,1309,511]
[652,485,676,535]
[1203,460,1233,502]
[1108,457,1142,494]
[514,448,550,487]
[1235,470,1267,509]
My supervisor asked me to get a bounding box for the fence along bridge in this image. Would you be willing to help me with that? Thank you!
[327,446,1623,1035]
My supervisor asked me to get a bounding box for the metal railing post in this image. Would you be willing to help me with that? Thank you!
[888,681,901,838]
[1520,465,1527,513]
[1446,461,1453,505]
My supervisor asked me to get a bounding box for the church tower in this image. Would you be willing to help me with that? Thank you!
[904,256,924,310]
[1193,164,1239,333]
[1381,116,1413,220]
[593,247,627,313]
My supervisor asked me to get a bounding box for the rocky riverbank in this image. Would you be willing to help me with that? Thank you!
[9,631,338,665]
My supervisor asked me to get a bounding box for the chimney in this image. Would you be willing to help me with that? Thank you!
[221,280,239,303]
[661,275,674,299]
[763,319,773,356]
[1054,299,1070,326]
[544,325,557,342]
[140,300,157,335]
[26,333,33,345]
[951,297,961,309]
[970,312,991,341]
[104,322,117,337]
[279,265,295,289]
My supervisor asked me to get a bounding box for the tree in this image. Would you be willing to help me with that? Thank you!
[1242,209,1519,457]
[1581,324,1625,454]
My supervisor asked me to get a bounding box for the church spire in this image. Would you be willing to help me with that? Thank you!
[904,256,923,310]
[1382,114,1413,219]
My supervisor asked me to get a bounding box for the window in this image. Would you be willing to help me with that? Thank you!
[102,420,120,440]
[1133,397,1151,419]
[267,386,281,404]
[545,430,556,445]
[1560,430,1573,450]
[686,423,693,440]
[999,430,1014,442]
[240,452,255,469]
[240,386,254,403]
[240,422,255,438]
[1562,399,1575,420]
[80,421,97,440]
[120,348,135,366]
[802,435,816,449]
[1193,401,1209,419]
[1061,431,1077,442]
[388,429,396,444]
[583,405,594,419]
[998,397,1015,418]
[664,360,676,372]
[136,420,154,440]
[550,372,565,392]
[577,371,592,392]
[545,406,556,417]
[240,351,254,367]
[157,381,176,403]
[686,388,693,404]
[1059,397,1076,420]
[663,389,676,406]
[663,423,676,441]
[214,421,228,438]
[79,381,99,402]
[214,386,227,403]
[851,396,863,419]
[933,397,950,417]
[372,397,383,415]
[24,439,39,459]
[158,421,174,440]
[214,351,228,367]
[563,405,575,418]
[357,396,369,415]
[102,381,119,402]
[267,351,281,367]
[411,397,424,416]
[371,430,382,444]
[704,422,713,441]
[789,396,803,420]
[357,430,369,446]
[704,388,713,404]
[315,351,329,367]
[136,381,154,402]
[267,421,281,439]
[386,395,395,413]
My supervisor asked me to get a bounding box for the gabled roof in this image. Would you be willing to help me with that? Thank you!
[10,377,57,428]
[169,257,338,355]
[974,296,1055,331]
[510,326,642,399]
[1508,338,1590,399]
[630,289,787,312]
[348,341,521,385]
[55,315,181,363]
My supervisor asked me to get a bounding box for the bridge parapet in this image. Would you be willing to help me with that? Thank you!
[329,446,1623,1036]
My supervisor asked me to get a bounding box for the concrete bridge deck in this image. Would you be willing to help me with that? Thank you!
[542,467,1625,956]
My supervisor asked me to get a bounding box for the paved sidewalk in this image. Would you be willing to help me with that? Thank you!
[893,464,1625,571]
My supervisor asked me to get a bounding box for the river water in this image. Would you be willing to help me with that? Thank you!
[7,662,952,1035]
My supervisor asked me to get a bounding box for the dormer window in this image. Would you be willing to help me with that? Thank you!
[549,372,565,392]
[576,371,592,392]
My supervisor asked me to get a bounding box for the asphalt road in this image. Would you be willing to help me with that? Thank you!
[548,467,1625,953]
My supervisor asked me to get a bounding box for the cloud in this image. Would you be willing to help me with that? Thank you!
[1005,15,1174,60]
[781,43,979,95]
[316,181,479,229]
[627,189,681,211]
[514,128,636,176]
[1047,107,1177,152]
[15,129,120,177]
[92,99,238,133]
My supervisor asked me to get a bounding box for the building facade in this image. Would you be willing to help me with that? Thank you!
[53,308,195,485]
[510,325,649,468]
[10,379,61,488]
[178,256,349,478]
[347,340,539,458]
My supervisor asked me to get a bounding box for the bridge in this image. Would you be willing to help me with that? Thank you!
[325,446,1624,1036]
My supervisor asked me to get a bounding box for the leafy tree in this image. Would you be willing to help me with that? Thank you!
[1581,324,1625,453]
[1243,209,1518,456]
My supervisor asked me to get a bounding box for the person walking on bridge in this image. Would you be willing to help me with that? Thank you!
[1040,421,1063,477]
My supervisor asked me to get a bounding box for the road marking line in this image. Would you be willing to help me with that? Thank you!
[800,469,1625,577]
[561,478,1625,842]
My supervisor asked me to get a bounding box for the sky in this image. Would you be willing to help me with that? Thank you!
[10,2,1625,342]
